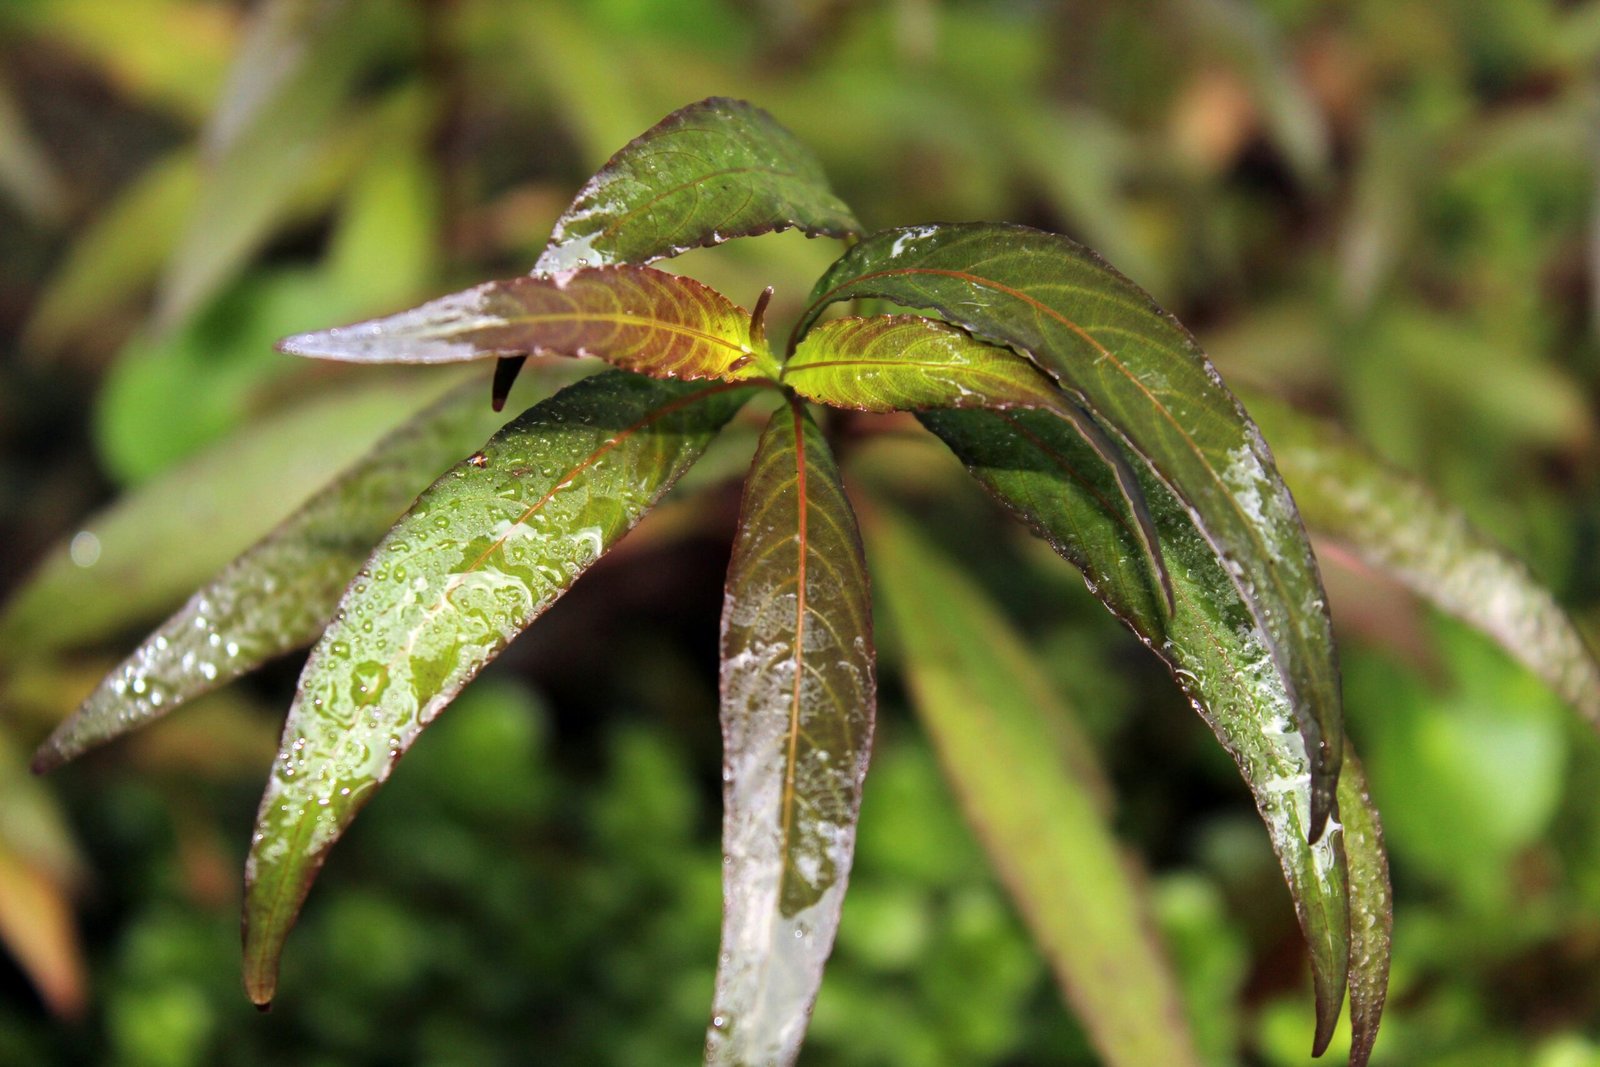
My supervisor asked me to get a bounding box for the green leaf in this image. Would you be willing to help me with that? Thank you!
[1245,390,1600,730]
[30,372,558,773]
[1338,750,1391,1067]
[709,401,875,1067]
[1,376,458,656]
[242,372,751,1006]
[785,314,1171,609]
[279,264,779,380]
[801,223,1342,839]
[534,96,860,274]
[866,507,1200,1067]
[920,407,1353,1053]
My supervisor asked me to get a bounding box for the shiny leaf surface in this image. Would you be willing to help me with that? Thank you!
[786,314,1171,609]
[1247,391,1600,730]
[802,223,1342,836]
[867,507,1199,1067]
[280,265,778,380]
[1,376,455,656]
[710,401,874,1067]
[920,407,1353,1052]
[31,372,560,773]
[1338,749,1392,1067]
[243,372,750,1005]
[535,96,859,274]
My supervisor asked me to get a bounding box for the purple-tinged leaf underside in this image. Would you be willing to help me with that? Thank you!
[710,401,875,1067]
[800,223,1343,840]
[279,265,779,381]
[31,371,565,774]
[919,407,1358,1055]
[243,372,753,1006]
[1246,390,1600,731]
[866,507,1200,1067]
[534,97,860,274]
[786,314,1171,610]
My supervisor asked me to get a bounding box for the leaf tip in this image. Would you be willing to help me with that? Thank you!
[28,746,62,776]
[492,355,527,412]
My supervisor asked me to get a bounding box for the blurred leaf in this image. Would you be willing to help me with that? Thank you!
[920,406,1353,1053]
[786,314,1170,608]
[1339,751,1391,1067]
[23,151,198,354]
[242,372,751,1006]
[0,72,66,224]
[282,264,778,380]
[32,371,563,772]
[802,222,1343,840]
[325,118,440,313]
[535,95,860,273]
[1246,391,1600,729]
[710,401,874,1067]
[0,837,85,1019]
[1,375,458,655]
[155,1,412,331]
[867,507,1200,1067]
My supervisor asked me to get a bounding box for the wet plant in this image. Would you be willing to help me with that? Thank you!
[16,97,1600,1067]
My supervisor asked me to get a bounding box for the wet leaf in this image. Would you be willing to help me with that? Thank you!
[786,314,1170,609]
[534,96,860,274]
[710,400,874,1067]
[1,376,458,656]
[1246,391,1600,730]
[243,372,752,1005]
[280,264,778,380]
[31,372,560,773]
[801,223,1342,839]
[866,507,1199,1067]
[920,407,1352,1052]
[1338,750,1391,1067]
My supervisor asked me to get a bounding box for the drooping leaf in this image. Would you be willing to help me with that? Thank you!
[0,375,459,657]
[534,96,860,274]
[866,507,1199,1067]
[243,372,752,1005]
[786,314,1170,609]
[920,407,1353,1052]
[801,223,1342,838]
[31,371,563,773]
[279,265,779,381]
[1338,749,1391,1067]
[710,400,874,1067]
[1245,390,1600,730]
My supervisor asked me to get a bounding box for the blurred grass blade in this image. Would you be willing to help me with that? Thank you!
[710,401,875,1067]
[205,0,341,157]
[921,407,1352,1052]
[535,96,860,274]
[155,0,404,331]
[0,71,67,224]
[786,315,1170,609]
[0,376,459,657]
[866,508,1200,1067]
[1246,391,1600,729]
[30,371,564,773]
[801,223,1342,840]
[281,265,779,380]
[1339,749,1391,1067]
[243,372,751,1006]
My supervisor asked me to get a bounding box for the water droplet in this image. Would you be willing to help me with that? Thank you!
[69,531,101,568]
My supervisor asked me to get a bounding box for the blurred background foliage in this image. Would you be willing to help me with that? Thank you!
[1,0,1598,1062]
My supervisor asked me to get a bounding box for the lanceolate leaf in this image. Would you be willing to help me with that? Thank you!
[1339,749,1392,1067]
[1245,391,1600,729]
[534,97,860,274]
[279,265,779,381]
[867,508,1199,1067]
[710,401,875,1067]
[920,407,1354,1053]
[31,373,557,773]
[243,373,752,1005]
[801,224,1343,837]
[786,315,1171,610]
